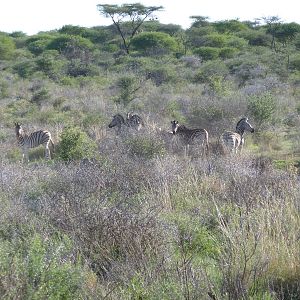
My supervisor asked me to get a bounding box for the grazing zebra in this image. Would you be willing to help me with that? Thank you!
[108,114,126,133]
[15,123,54,162]
[108,113,144,133]
[171,120,209,155]
[221,117,254,154]
[126,112,144,131]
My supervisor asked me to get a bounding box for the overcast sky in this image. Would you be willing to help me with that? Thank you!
[0,0,299,35]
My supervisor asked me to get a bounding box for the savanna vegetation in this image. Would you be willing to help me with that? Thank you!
[1,3,300,299]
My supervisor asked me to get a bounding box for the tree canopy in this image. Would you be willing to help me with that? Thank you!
[97,3,163,53]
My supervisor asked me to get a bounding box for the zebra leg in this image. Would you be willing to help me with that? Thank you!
[23,149,29,163]
[45,145,51,159]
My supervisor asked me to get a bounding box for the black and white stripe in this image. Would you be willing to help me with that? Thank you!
[171,120,209,155]
[221,117,254,154]
[15,123,54,162]
[126,112,144,131]
[108,113,144,133]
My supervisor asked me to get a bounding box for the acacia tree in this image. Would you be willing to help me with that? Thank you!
[263,16,282,50]
[97,3,163,54]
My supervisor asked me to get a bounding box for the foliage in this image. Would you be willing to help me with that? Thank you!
[35,50,65,79]
[248,92,276,125]
[126,135,166,158]
[46,35,94,60]
[131,31,179,55]
[289,54,300,71]
[0,34,15,60]
[97,3,163,54]
[0,232,87,299]
[219,47,238,59]
[194,60,228,83]
[193,46,220,60]
[13,60,37,78]
[57,126,98,161]
[212,19,249,33]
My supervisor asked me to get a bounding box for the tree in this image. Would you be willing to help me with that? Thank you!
[97,3,163,54]
[190,16,210,28]
[262,16,282,50]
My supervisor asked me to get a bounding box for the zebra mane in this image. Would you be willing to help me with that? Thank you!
[236,117,248,135]
[113,114,125,123]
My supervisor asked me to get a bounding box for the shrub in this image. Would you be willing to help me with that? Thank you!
[248,92,276,125]
[130,32,179,55]
[194,60,228,83]
[0,34,15,60]
[13,60,37,78]
[193,47,220,61]
[219,47,238,59]
[31,87,50,106]
[57,126,98,161]
[35,50,65,79]
[146,65,177,86]
[46,35,94,60]
[289,54,300,71]
[198,33,227,47]
[27,39,51,55]
[126,135,166,159]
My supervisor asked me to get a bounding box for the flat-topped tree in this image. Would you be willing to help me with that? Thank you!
[97,3,163,54]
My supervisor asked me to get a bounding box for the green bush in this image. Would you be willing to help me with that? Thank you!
[219,47,238,59]
[126,136,166,159]
[35,50,66,79]
[193,47,220,61]
[13,60,37,78]
[46,35,94,59]
[57,126,98,161]
[194,60,228,83]
[0,34,15,60]
[199,33,227,47]
[225,36,248,49]
[131,31,179,55]
[248,92,276,125]
[289,54,300,71]
[0,233,87,299]
[31,87,50,106]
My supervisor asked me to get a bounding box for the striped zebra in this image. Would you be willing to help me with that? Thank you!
[171,120,209,155]
[108,113,144,133]
[221,117,254,154]
[126,112,144,131]
[15,123,54,162]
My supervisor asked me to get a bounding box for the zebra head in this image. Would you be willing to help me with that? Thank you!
[108,114,125,129]
[236,118,255,136]
[171,120,180,134]
[15,122,23,137]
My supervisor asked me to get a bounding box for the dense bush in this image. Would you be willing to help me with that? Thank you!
[193,46,220,60]
[57,126,98,161]
[130,31,179,55]
[0,34,16,60]
[248,92,276,125]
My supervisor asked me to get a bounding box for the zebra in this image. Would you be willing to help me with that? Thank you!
[15,122,54,162]
[108,113,144,133]
[126,112,144,131]
[108,114,126,133]
[171,120,209,155]
[220,117,254,154]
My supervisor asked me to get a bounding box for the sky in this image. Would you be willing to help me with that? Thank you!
[0,0,299,35]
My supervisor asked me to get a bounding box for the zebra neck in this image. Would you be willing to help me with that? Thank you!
[236,128,244,137]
